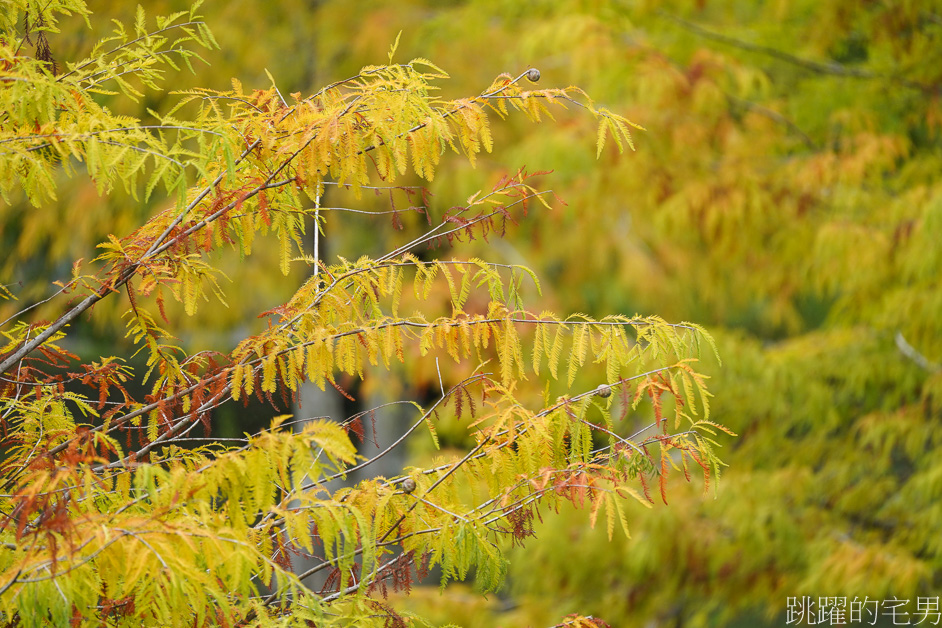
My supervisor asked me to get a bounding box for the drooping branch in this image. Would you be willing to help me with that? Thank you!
[659,11,938,94]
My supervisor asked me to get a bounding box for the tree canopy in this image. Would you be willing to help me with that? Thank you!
[301,1,940,625]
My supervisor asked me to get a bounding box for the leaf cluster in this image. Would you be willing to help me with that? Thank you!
[0,3,729,626]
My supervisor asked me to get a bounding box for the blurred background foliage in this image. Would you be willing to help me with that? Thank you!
[5,0,942,625]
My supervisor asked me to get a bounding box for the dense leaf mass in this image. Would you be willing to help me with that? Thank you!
[293,1,942,625]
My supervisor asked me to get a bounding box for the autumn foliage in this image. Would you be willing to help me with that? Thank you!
[0,2,728,626]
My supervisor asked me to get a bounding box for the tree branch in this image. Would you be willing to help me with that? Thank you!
[659,11,937,94]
